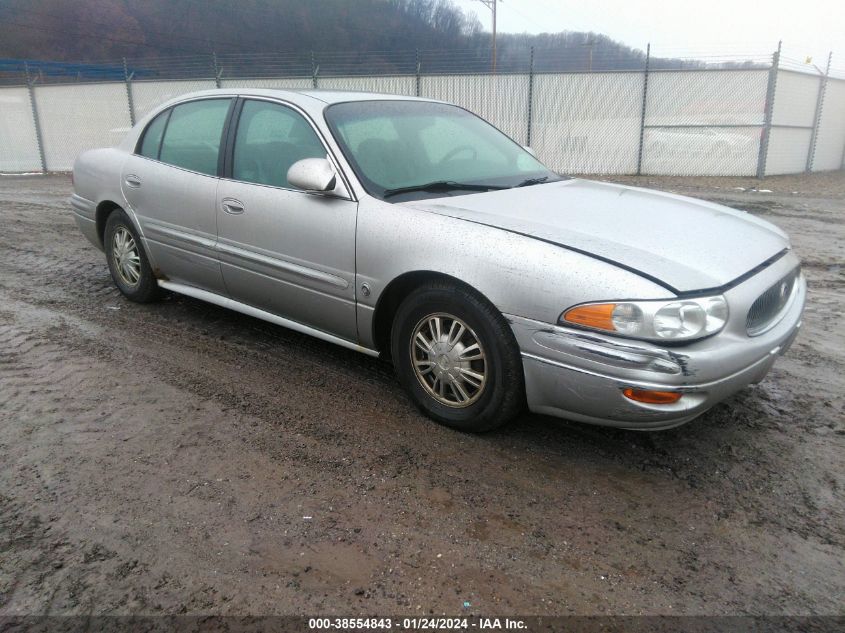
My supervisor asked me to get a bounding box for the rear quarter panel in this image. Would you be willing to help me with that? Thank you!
[71,147,133,250]
[73,147,130,204]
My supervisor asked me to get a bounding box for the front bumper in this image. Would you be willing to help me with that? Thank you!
[508,253,806,430]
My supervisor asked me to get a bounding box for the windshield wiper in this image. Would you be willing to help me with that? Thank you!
[515,176,550,188]
[382,181,508,198]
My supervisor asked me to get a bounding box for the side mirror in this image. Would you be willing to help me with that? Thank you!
[287,157,337,192]
[522,145,537,157]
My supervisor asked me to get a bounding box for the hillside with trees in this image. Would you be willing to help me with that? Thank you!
[0,0,762,76]
[0,0,651,70]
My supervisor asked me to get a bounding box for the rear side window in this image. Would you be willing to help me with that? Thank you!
[138,109,170,159]
[232,100,326,188]
[159,99,232,176]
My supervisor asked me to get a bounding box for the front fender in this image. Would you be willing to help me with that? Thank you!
[354,197,672,349]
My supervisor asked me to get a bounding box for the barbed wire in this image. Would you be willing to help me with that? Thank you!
[0,44,834,86]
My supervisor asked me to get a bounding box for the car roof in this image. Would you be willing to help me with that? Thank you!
[169,87,437,106]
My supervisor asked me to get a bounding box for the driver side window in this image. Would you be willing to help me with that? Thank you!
[232,100,326,189]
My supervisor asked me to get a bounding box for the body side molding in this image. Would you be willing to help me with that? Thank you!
[157,280,378,357]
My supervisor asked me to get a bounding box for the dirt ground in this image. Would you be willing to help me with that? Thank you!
[0,172,843,618]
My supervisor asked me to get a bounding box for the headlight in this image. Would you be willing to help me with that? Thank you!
[561,295,728,342]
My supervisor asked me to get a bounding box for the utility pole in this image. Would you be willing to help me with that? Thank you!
[476,0,499,73]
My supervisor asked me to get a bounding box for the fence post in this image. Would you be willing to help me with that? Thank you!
[806,52,832,173]
[526,46,535,147]
[415,49,421,97]
[311,52,319,89]
[757,41,781,179]
[212,52,222,88]
[24,62,47,174]
[635,43,650,176]
[123,57,136,126]
[841,136,845,170]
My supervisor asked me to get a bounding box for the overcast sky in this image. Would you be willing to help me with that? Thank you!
[452,0,845,70]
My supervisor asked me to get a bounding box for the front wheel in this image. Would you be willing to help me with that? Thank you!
[391,281,524,432]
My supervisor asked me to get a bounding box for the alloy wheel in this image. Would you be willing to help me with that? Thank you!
[112,226,141,286]
[410,312,487,407]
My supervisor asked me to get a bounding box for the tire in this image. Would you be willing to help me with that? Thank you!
[104,209,161,303]
[390,280,524,432]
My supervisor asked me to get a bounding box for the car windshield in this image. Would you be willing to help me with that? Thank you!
[324,100,564,201]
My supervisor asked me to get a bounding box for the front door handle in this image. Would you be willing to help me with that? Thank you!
[222,198,245,215]
[124,175,141,188]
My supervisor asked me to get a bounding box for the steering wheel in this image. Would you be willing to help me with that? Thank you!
[439,145,477,164]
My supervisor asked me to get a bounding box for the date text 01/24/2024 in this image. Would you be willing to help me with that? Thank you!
[308,617,528,630]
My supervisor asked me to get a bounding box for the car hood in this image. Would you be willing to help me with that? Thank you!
[400,179,789,293]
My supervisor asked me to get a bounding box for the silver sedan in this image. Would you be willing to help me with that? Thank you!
[70,89,805,432]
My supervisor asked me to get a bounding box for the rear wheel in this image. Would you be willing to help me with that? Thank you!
[104,209,161,303]
[390,280,524,432]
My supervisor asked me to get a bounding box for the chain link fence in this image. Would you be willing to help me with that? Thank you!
[1,45,843,176]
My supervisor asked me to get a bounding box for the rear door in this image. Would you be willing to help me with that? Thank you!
[121,97,233,293]
[215,98,358,341]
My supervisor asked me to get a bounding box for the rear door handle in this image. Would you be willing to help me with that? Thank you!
[124,175,141,188]
[222,198,245,215]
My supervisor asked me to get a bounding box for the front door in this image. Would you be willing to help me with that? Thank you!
[121,97,233,293]
[216,99,358,341]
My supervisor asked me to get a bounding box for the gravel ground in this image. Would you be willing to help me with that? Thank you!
[0,173,843,617]
[600,171,845,200]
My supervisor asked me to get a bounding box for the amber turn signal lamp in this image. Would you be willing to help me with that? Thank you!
[563,303,616,331]
[622,388,683,405]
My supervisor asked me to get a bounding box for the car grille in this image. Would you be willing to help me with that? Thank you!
[746,267,800,336]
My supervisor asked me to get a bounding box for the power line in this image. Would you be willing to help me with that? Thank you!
[498,0,547,33]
